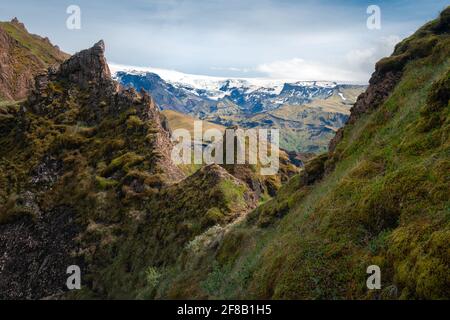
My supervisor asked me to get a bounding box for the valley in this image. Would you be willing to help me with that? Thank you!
[0,5,449,301]
[113,66,366,153]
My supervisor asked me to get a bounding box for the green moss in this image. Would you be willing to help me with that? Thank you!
[52,131,87,151]
[2,8,449,301]
[145,267,162,288]
[102,152,145,177]
[126,115,144,131]
[162,8,450,299]
[215,179,247,210]
[95,176,119,190]
[202,207,225,227]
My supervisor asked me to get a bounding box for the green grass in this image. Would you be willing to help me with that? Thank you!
[1,9,449,300]
[157,8,450,300]
[0,21,69,65]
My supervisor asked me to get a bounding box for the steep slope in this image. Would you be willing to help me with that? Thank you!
[158,7,450,300]
[0,40,257,299]
[0,18,69,101]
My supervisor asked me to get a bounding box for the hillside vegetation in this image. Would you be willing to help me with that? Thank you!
[0,7,448,300]
[161,109,225,136]
[157,7,450,300]
[0,18,69,101]
[0,39,289,299]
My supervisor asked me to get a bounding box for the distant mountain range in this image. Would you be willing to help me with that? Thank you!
[111,64,355,115]
[111,64,366,153]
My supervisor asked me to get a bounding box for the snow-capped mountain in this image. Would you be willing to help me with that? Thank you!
[110,63,346,115]
[109,63,367,153]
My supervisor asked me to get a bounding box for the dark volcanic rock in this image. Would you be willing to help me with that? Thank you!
[0,207,81,300]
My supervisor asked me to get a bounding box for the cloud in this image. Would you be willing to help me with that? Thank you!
[210,66,251,73]
[256,58,365,83]
[1,0,444,83]
[346,35,401,75]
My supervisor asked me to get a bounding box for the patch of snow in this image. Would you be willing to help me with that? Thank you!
[338,92,347,101]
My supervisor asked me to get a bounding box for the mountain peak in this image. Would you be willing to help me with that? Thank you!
[57,40,113,91]
[93,39,105,52]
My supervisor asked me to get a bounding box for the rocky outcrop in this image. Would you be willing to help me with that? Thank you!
[24,39,184,182]
[348,71,402,125]
[0,38,263,299]
[57,40,115,92]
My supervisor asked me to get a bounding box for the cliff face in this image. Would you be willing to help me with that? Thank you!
[0,39,257,299]
[0,18,69,101]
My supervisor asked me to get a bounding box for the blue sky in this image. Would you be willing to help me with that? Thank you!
[0,0,448,83]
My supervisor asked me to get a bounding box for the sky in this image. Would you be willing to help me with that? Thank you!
[0,0,448,83]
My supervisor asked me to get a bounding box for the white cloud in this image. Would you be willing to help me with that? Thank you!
[1,0,444,84]
[346,35,401,75]
[210,66,251,73]
[256,58,366,83]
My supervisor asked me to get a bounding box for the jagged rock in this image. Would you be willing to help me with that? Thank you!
[57,40,115,93]
[10,17,26,30]
[329,70,402,153]
[349,71,402,125]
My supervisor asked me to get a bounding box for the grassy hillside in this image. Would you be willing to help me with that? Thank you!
[161,109,225,137]
[159,7,450,300]
[0,20,68,65]
[0,8,448,300]
[0,18,69,101]
[0,40,259,299]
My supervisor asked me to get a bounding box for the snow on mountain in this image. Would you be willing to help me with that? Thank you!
[109,63,366,154]
[109,63,338,102]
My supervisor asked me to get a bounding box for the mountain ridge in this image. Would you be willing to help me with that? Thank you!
[0,6,448,300]
[0,35,296,299]
[0,18,69,101]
